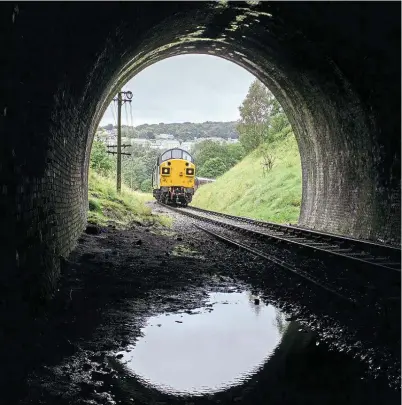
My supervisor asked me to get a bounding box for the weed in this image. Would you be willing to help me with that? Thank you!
[87,171,170,228]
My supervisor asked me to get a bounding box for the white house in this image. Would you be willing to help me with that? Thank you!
[156,133,175,140]
[131,138,151,147]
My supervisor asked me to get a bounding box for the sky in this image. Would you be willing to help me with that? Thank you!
[100,54,256,127]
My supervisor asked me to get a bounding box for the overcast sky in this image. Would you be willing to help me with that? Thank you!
[100,54,255,127]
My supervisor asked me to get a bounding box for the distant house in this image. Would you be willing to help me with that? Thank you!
[149,139,181,150]
[104,134,116,146]
[162,140,181,149]
[105,128,117,136]
[194,137,226,145]
[131,138,150,147]
[181,142,194,152]
[156,133,175,140]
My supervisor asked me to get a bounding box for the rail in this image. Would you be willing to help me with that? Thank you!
[159,203,401,272]
[194,224,355,304]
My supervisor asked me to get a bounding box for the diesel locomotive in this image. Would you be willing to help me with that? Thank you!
[152,148,196,206]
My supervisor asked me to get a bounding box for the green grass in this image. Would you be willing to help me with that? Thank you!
[88,171,172,228]
[191,131,302,224]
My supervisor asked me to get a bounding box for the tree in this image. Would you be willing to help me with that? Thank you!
[140,179,152,192]
[198,157,228,178]
[133,122,240,141]
[268,108,290,140]
[226,143,246,167]
[120,145,160,191]
[191,140,245,177]
[121,126,136,138]
[237,79,279,153]
[90,140,113,176]
[192,140,226,168]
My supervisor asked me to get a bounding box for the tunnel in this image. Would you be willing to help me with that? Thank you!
[1,2,400,305]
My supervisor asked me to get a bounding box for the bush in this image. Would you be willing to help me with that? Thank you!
[90,140,113,176]
[140,179,152,193]
[88,197,102,213]
[198,157,228,178]
[191,140,244,177]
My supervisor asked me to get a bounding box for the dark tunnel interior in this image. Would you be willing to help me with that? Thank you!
[0,1,400,306]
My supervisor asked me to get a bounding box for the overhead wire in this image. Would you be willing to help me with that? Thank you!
[128,101,132,136]
[123,100,129,138]
[129,100,136,139]
[110,97,118,128]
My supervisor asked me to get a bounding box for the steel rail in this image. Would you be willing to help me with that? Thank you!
[159,202,400,272]
[185,206,400,271]
[187,205,397,247]
[194,224,356,304]
[186,205,400,260]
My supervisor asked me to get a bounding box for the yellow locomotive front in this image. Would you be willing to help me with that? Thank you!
[152,148,195,206]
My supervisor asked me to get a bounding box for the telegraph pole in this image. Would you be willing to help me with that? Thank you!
[107,90,133,193]
[117,91,122,193]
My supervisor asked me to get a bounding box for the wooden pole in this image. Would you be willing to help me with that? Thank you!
[117,91,122,193]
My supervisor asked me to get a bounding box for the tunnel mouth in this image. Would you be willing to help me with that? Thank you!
[3,2,399,308]
[86,2,383,243]
[91,52,303,226]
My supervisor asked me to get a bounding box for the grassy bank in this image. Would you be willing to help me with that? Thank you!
[88,171,171,228]
[191,131,302,224]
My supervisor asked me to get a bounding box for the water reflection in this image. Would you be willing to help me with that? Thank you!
[118,291,288,396]
[246,290,261,316]
[273,309,288,335]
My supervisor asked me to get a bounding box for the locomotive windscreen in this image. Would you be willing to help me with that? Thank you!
[158,149,194,164]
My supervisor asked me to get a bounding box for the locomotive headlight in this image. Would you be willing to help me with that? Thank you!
[161,167,170,175]
[186,168,194,176]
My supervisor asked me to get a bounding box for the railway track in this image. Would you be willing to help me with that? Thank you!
[194,223,356,304]
[158,202,400,305]
[165,204,401,272]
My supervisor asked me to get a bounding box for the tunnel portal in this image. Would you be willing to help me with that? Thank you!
[1,2,400,302]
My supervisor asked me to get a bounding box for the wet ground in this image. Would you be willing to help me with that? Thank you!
[116,290,285,397]
[2,202,400,404]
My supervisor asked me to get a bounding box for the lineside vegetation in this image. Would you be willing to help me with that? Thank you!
[191,79,302,224]
[87,170,171,228]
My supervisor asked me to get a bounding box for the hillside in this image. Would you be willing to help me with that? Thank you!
[101,121,239,141]
[191,131,302,224]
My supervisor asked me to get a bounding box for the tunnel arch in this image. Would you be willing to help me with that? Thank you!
[1,2,400,302]
[87,2,399,241]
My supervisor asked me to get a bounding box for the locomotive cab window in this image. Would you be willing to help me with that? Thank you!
[171,149,182,159]
[183,151,192,162]
[161,151,172,161]
[159,148,194,164]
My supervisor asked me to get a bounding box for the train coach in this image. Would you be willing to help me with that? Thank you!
[195,177,216,190]
[152,148,196,206]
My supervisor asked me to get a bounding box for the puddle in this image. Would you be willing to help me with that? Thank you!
[116,291,288,396]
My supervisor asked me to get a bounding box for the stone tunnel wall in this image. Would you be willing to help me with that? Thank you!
[0,2,400,305]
